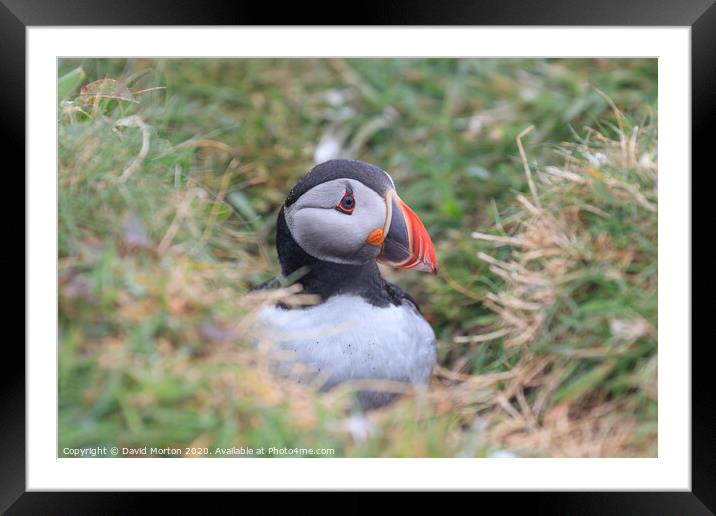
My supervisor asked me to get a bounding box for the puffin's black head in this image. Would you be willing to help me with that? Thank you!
[279,159,436,276]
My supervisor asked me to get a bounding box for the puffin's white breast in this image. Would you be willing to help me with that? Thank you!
[253,295,436,391]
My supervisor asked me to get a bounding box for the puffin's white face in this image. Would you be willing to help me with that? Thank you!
[284,178,387,265]
[283,167,437,274]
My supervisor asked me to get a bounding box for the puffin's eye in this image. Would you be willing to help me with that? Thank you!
[336,192,356,214]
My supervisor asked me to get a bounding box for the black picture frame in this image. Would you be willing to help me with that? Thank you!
[4,0,711,512]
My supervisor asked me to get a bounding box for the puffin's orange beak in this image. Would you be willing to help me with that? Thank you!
[373,190,437,274]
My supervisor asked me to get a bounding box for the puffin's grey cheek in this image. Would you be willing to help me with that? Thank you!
[287,208,373,264]
[283,178,389,265]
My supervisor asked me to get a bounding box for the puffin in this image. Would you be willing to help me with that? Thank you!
[253,159,437,410]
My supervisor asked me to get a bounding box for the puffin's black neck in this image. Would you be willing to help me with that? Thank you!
[275,208,389,305]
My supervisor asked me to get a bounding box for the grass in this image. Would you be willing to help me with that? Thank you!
[58,58,657,457]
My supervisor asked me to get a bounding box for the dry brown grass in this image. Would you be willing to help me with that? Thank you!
[423,116,658,457]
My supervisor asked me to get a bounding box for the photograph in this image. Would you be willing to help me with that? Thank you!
[5,4,707,507]
[57,57,658,459]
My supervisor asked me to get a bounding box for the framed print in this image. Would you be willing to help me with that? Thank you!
[5,0,713,511]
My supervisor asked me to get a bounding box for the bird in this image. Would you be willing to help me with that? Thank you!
[252,159,437,410]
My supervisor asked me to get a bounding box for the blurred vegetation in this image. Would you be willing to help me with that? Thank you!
[58,58,657,457]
